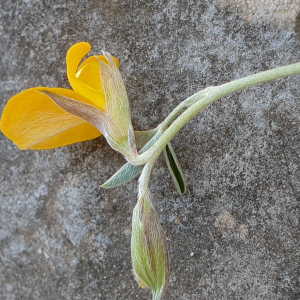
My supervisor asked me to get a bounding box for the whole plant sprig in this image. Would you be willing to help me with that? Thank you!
[1,42,300,300]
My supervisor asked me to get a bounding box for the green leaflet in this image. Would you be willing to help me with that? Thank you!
[101,130,161,189]
[101,163,144,189]
[163,143,186,194]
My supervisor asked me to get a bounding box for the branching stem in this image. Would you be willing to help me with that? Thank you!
[130,61,300,166]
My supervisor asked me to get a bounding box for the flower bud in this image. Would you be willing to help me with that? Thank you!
[131,191,169,300]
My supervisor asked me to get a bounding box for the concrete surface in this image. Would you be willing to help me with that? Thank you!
[1,0,300,299]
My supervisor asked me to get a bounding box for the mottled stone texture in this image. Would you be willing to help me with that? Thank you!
[1,1,300,299]
[218,0,300,28]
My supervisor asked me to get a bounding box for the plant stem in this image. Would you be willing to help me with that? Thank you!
[160,101,188,130]
[130,61,300,166]
[138,156,158,197]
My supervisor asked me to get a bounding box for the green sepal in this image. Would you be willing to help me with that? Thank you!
[163,142,186,194]
[134,128,158,148]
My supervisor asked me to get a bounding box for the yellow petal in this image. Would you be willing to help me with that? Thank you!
[66,42,106,110]
[76,55,119,94]
[76,56,104,94]
[0,87,101,150]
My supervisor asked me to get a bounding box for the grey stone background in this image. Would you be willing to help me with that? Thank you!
[1,0,300,299]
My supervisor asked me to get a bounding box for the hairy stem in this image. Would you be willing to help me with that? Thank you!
[138,157,158,197]
[130,61,300,166]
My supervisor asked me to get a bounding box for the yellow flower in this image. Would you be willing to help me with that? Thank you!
[0,42,120,150]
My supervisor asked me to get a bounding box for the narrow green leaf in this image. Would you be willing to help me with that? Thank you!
[101,163,144,189]
[101,130,161,189]
[163,142,186,194]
